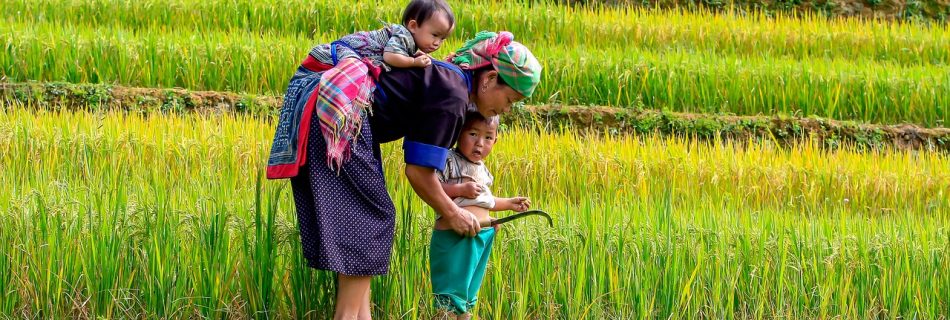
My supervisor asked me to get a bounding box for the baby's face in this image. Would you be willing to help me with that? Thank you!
[407,10,453,54]
[457,120,498,163]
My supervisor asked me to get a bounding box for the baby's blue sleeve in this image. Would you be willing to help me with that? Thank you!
[384,25,416,57]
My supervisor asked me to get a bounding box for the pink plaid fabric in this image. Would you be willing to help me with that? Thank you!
[316,58,375,171]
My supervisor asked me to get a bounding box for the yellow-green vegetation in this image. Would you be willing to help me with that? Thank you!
[2,0,949,125]
[1,107,947,318]
[4,81,948,152]
[2,0,949,318]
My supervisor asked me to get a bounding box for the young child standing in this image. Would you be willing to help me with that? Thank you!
[431,112,532,319]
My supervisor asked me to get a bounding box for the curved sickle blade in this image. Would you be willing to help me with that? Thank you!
[483,210,553,228]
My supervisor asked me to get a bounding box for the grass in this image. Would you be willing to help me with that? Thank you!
[2,19,948,125]
[6,0,950,67]
[4,81,948,153]
[2,1,949,318]
[0,106,947,318]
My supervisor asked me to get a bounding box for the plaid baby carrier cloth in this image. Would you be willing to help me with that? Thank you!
[266,41,383,179]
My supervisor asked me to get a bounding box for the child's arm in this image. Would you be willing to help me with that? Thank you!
[384,25,428,68]
[440,182,460,198]
[491,196,531,212]
[441,181,484,199]
[384,51,430,68]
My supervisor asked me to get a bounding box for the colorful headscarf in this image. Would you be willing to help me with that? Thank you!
[450,31,542,98]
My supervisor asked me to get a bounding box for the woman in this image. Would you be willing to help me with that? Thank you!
[267,31,541,319]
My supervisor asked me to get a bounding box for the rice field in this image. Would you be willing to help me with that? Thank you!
[8,0,950,66]
[2,1,950,125]
[0,106,947,318]
[2,0,949,318]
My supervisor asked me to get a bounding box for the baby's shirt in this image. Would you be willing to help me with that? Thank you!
[308,23,418,72]
[438,150,495,210]
[382,24,418,59]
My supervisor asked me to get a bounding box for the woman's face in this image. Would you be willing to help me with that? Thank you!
[472,70,526,117]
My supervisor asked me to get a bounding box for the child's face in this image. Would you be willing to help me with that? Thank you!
[406,10,453,54]
[457,120,498,163]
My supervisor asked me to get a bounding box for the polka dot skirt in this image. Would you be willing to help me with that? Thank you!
[290,112,396,276]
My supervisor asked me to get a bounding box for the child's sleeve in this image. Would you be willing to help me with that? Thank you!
[437,156,452,183]
[384,25,416,58]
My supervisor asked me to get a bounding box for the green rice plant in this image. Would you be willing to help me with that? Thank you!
[0,106,947,318]
[77,176,137,318]
[4,0,949,67]
[0,209,14,316]
[3,20,948,125]
[239,173,282,319]
[136,175,187,318]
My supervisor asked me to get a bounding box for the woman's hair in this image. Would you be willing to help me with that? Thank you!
[472,65,509,88]
[402,0,455,27]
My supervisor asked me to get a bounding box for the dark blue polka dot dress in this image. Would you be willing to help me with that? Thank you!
[290,111,396,276]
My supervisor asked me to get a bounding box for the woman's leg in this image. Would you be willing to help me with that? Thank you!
[335,273,372,320]
[358,285,372,320]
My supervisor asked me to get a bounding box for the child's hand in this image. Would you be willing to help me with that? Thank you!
[444,52,469,68]
[458,182,484,198]
[508,197,531,212]
[413,54,432,67]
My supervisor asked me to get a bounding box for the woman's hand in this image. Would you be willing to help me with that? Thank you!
[443,207,480,237]
[405,164,479,237]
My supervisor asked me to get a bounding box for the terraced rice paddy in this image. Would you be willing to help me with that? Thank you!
[1,0,948,318]
[2,0,949,125]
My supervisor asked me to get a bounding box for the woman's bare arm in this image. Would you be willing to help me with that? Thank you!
[405,164,479,236]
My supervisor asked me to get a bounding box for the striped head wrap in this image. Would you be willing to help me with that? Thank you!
[450,31,541,98]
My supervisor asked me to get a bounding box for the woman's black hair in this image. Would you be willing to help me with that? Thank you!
[471,65,509,89]
[402,0,455,27]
